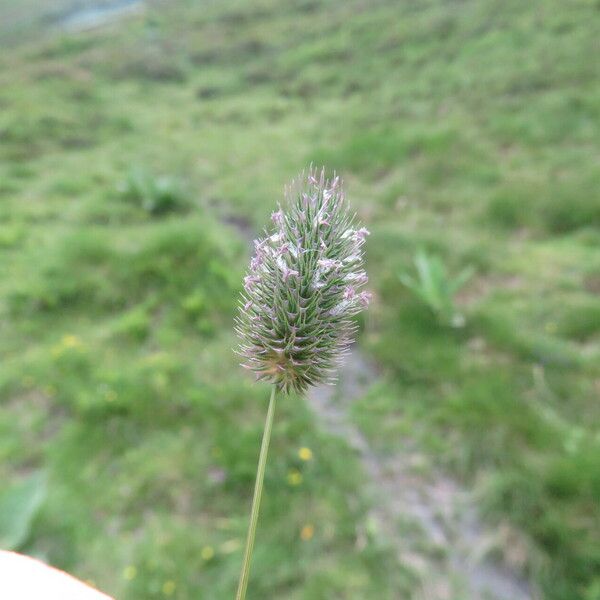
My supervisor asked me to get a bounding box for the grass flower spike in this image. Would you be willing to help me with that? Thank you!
[234,167,370,600]
[236,167,371,395]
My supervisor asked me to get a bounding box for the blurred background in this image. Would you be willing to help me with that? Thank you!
[0,0,598,598]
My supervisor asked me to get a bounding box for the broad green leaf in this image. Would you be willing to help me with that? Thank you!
[400,250,474,326]
[0,471,47,550]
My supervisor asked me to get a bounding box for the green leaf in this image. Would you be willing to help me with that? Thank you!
[399,250,475,326]
[0,471,47,550]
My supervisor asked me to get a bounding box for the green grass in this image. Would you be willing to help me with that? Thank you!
[0,0,599,598]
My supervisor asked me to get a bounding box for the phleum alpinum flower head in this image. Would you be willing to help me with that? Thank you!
[236,167,371,394]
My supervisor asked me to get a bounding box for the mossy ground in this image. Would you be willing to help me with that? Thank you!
[0,1,598,598]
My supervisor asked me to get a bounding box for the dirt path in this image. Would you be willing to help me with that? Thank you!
[308,348,535,600]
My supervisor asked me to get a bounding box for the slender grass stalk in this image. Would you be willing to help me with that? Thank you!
[235,385,277,600]
[234,168,370,597]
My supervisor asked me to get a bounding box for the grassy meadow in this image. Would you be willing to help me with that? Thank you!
[0,0,599,598]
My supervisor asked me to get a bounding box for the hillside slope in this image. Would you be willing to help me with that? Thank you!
[0,1,598,598]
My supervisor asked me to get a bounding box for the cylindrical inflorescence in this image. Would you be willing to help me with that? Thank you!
[235,167,371,395]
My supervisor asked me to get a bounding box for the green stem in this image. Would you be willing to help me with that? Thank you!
[235,385,277,600]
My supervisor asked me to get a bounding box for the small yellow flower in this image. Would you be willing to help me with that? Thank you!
[62,334,82,348]
[201,546,215,561]
[123,565,137,580]
[162,580,177,596]
[298,447,313,461]
[51,334,83,358]
[287,469,303,486]
[300,524,314,541]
